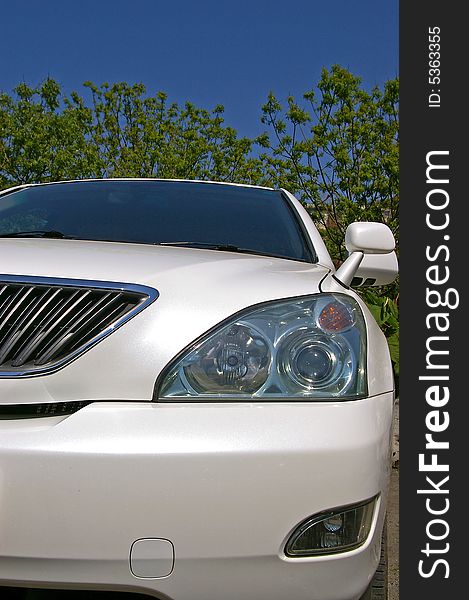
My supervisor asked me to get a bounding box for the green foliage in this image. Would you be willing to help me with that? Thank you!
[0,79,96,185]
[0,80,263,189]
[258,65,399,267]
[81,81,263,182]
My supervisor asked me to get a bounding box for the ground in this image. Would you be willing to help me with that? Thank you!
[387,398,399,600]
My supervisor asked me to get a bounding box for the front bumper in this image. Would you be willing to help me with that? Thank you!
[0,393,393,600]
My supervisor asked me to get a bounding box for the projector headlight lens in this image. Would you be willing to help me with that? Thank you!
[183,323,271,394]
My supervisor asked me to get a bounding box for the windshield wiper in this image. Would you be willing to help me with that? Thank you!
[159,241,241,252]
[158,241,283,258]
[0,230,72,239]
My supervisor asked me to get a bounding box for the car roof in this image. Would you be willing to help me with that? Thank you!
[1,178,276,193]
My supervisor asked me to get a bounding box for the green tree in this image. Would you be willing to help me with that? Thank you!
[0,79,97,186]
[83,81,263,183]
[258,65,399,267]
[0,80,263,189]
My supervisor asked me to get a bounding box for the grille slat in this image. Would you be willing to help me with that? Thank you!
[0,286,34,336]
[0,288,51,363]
[0,285,9,310]
[33,289,93,365]
[11,290,77,367]
[9,288,64,366]
[36,293,124,364]
[35,291,119,365]
[0,275,158,377]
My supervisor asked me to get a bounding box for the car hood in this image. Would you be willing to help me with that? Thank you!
[0,239,332,404]
[1,238,329,303]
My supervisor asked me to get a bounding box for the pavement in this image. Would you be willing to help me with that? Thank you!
[387,398,399,600]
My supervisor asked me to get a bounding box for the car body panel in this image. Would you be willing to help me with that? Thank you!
[0,394,393,600]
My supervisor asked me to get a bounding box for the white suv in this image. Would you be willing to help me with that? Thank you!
[0,179,397,600]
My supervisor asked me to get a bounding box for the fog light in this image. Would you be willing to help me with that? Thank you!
[285,496,377,556]
[323,514,343,533]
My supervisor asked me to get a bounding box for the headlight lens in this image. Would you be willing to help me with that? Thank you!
[157,293,366,400]
[184,323,271,394]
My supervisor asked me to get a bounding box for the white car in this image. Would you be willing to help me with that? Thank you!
[0,179,397,600]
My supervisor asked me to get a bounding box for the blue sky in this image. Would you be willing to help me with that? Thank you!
[1,0,398,137]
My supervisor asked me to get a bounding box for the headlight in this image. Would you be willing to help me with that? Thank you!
[156,293,366,400]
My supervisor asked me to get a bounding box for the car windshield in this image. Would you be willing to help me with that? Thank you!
[0,180,315,262]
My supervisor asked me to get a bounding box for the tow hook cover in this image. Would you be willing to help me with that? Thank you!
[130,538,174,578]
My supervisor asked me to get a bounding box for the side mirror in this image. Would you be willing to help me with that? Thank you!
[351,252,399,287]
[345,222,395,254]
[334,222,398,287]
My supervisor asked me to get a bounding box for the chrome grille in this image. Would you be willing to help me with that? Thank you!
[0,275,158,377]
